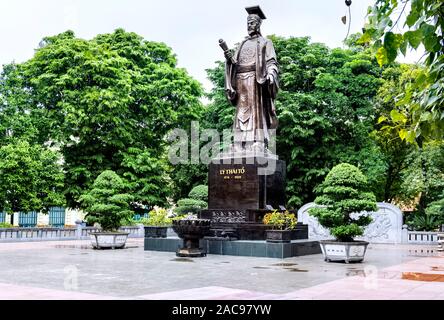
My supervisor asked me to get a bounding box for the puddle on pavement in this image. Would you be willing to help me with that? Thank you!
[171,258,194,263]
[54,244,138,249]
[217,261,231,264]
[54,245,91,249]
[345,270,366,277]
[284,268,308,272]
[253,266,271,269]
[271,263,298,267]
[402,272,444,282]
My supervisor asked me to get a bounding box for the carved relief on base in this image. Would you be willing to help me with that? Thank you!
[210,210,247,223]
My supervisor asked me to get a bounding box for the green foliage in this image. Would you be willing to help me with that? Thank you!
[169,163,208,202]
[406,212,442,232]
[372,65,417,201]
[79,170,134,231]
[426,192,444,217]
[398,143,444,211]
[174,198,207,215]
[263,210,297,230]
[0,140,65,213]
[309,163,377,241]
[140,208,172,227]
[0,29,203,209]
[188,185,208,202]
[0,222,13,228]
[174,185,208,215]
[361,0,444,143]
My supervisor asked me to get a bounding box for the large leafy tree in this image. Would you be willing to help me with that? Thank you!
[205,36,386,207]
[373,64,418,201]
[0,140,64,213]
[0,29,203,210]
[360,0,443,143]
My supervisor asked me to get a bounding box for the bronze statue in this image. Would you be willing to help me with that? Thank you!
[220,6,279,153]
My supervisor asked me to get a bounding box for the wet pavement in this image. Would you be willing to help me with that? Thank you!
[0,239,443,299]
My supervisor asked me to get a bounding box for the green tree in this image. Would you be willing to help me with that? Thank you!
[1,29,203,209]
[79,170,133,231]
[309,163,377,242]
[360,0,444,143]
[373,64,418,201]
[0,140,64,213]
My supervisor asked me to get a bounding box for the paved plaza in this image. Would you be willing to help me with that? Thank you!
[0,239,443,300]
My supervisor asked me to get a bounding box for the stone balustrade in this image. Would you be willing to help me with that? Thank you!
[403,228,440,244]
[0,224,145,242]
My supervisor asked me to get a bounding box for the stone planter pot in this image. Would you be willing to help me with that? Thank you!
[265,230,292,243]
[90,232,129,249]
[172,219,211,257]
[319,240,369,263]
[144,226,168,238]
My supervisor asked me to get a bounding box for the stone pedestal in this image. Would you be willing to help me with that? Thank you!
[207,155,286,210]
[199,154,307,241]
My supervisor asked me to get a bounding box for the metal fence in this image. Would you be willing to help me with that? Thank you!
[18,211,38,227]
[49,207,65,227]
[133,213,149,221]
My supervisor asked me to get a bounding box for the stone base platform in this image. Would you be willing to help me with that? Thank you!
[144,237,321,259]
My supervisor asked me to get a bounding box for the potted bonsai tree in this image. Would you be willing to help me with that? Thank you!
[174,185,208,216]
[79,170,134,249]
[309,163,377,263]
[142,208,172,238]
[263,210,297,243]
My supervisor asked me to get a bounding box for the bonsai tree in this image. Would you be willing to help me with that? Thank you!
[79,170,134,232]
[309,163,377,242]
[174,185,208,215]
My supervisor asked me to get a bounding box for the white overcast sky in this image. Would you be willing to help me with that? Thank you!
[0,0,423,90]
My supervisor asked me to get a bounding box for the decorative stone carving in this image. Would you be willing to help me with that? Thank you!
[297,202,403,244]
[211,210,246,223]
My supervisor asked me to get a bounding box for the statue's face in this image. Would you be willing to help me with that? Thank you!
[247,17,260,36]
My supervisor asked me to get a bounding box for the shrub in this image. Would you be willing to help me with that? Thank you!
[188,185,208,202]
[309,163,377,242]
[79,170,134,232]
[425,192,444,218]
[174,185,208,215]
[263,210,297,230]
[0,222,13,228]
[140,208,172,227]
[406,213,441,231]
[175,198,207,215]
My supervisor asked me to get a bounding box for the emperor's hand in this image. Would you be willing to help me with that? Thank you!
[224,50,234,61]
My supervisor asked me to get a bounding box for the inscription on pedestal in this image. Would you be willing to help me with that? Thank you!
[209,163,262,210]
[208,159,286,211]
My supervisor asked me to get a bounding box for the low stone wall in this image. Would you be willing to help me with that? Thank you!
[0,224,144,242]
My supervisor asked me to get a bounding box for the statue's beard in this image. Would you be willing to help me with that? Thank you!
[248,28,259,36]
